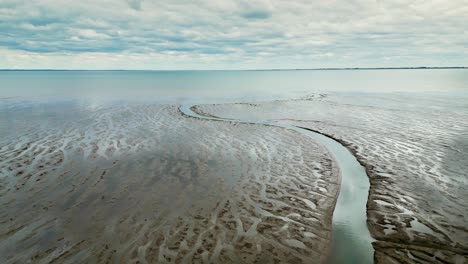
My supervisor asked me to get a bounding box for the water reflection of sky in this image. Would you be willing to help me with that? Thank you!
[1,70,467,104]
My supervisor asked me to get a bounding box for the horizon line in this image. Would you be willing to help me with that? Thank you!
[0,66,466,72]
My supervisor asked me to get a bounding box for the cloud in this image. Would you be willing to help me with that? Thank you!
[127,0,143,10]
[238,0,273,19]
[241,10,271,20]
[0,0,466,69]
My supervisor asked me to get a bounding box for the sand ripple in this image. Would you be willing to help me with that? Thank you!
[196,93,468,263]
[0,101,339,263]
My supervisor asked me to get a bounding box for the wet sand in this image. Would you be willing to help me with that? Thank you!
[2,93,466,263]
[196,93,468,263]
[0,102,340,263]
[182,104,374,264]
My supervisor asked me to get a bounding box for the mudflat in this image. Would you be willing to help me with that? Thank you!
[196,93,468,263]
[1,102,339,263]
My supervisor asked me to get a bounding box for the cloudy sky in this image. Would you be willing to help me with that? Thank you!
[0,0,466,69]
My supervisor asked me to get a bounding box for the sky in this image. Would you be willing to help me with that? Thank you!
[0,0,467,69]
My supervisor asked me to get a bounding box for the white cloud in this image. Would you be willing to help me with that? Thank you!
[73,29,111,39]
[0,0,466,69]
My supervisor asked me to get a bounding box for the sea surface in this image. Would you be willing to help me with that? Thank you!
[1,69,467,103]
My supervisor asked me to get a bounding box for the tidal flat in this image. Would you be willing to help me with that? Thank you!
[1,70,467,263]
[196,93,468,263]
[0,100,340,263]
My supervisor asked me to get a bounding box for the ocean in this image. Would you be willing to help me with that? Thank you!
[1,69,467,103]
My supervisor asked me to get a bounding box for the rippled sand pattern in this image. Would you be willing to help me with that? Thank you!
[0,101,339,263]
[197,94,468,263]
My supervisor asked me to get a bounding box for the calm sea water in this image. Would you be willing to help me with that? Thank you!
[1,69,467,103]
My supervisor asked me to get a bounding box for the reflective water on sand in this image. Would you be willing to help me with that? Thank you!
[1,69,467,263]
[180,105,374,263]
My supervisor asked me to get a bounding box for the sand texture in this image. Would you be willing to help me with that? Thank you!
[0,101,339,263]
[196,93,468,263]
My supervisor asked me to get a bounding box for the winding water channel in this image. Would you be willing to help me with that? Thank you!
[179,104,375,263]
